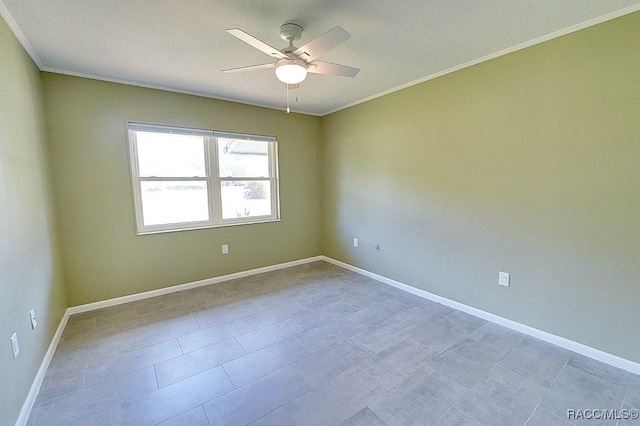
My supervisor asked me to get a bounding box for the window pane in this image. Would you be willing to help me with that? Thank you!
[137,132,206,177]
[218,139,269,177]
[220,181,272,219]
[141,181,209,226]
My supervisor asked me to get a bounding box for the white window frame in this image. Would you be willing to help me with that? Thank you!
[127,122,280,235]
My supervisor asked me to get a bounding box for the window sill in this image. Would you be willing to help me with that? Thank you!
[135,218,282,236]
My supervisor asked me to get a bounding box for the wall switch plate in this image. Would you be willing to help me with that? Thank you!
[221,244,229,254]
[498,271,510,287]
[353,238,358,247]
[10,333,19,359]
[29,309,38,329]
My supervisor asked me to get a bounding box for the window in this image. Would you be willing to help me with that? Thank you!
[127,123,279,234]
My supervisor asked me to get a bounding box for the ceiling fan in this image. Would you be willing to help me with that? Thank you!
[223,23,360,112]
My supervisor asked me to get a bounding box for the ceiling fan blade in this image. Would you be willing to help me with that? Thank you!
[293,26,351,63]
[222,63,276,73]
[307,60,360,77]
[226,28,288,59]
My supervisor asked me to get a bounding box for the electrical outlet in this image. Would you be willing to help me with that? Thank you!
[10,333,19,359]
[353,238,358,247]
[29,309,38,329]
[498,271,510,287]
[221,244,229,254]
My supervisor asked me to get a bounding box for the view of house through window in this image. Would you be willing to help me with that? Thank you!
[127,123,279,234]
[217,137,273,220]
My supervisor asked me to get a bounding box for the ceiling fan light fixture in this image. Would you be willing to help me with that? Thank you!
[275,59,308,84]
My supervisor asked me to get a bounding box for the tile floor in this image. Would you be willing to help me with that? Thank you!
[27,261,640,425]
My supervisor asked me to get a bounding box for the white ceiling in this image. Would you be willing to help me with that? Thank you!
[2,1,640,116]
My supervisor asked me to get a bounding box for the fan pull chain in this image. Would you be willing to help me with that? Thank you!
[286,84,291,113]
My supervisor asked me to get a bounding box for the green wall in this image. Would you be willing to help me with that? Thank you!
[322,12,640,363]
[42,74,323,306]
[0,17,67,425]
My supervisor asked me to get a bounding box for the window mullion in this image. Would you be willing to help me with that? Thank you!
[220,177,271,182]
[203,137,214,227]
[209,137,222,225]
[270,142,279,220]
[138,177,206,182]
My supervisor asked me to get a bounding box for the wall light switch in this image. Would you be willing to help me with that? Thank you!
[353,238,358,247]
[10,333,19,359]
[221,244,229,254]
[498,271,510,287]
[29,309,38,329]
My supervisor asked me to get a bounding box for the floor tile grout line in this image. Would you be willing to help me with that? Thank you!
[221,338,347,390]
[567,357,633,391]
[545,408,577,426]
[153,364,160,391]
[201,357,316,425]
[526,358,573,426]
[193,302,304,333]
[202,403,213,426]
[84,362,168,393]
[245,373,328,426]
[81,362,88,389]
[151,405,193,426]
[129,364,241,423]
[233,335,251,354]
[83,337,185,382]
[617,381,630,426]
[235,311,357,355]
[622,379,638,411]
[439,334,530,426]
[365,361,447,426]
[443,368,492,426]
[220,363,237,390]
[561,362,631,392]
[109,333,192,359]
[432,405,487,426]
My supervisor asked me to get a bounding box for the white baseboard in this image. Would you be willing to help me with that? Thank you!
[15,310,70,426]
[17,255,323,425]
[322,256,640,375]
[68,256,324,315]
